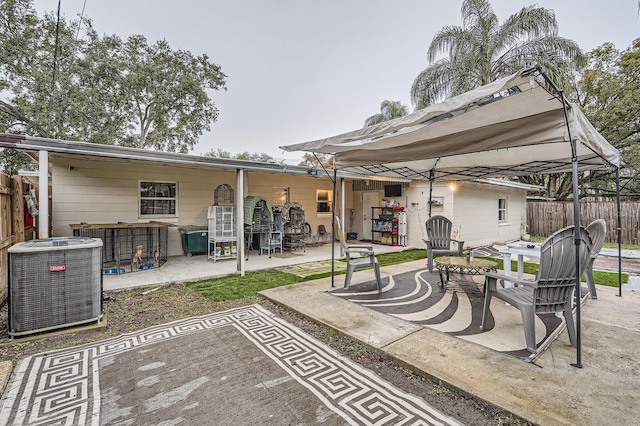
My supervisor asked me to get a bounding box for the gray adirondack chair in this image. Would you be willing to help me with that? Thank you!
[335,216,382,293]
[423,215,464,272]
[585,219,606,299]
[480,225,592,353]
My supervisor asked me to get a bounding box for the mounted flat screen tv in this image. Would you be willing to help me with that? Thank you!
[384,184,402,197]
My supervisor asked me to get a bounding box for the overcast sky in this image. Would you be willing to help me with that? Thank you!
[33,0,639,163]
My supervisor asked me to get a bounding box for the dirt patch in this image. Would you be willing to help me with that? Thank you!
[593,254,640,274]
[0,284,531,425]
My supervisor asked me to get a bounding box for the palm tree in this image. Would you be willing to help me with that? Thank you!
[411,0,585,109]
[363,100,409,127]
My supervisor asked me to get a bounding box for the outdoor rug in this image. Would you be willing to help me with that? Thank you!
[0,305,461,425]
[331,269,573,363]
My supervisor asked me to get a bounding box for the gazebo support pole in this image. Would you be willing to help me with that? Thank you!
[539,66,584,368]
[312,153,338,288]
[428,169,434,218]
[559,89,583,369]
[569,135,582,369]
[616,168,622,297]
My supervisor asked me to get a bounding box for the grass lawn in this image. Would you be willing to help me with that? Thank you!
[489,258,627,287]
[187,249,426,301]
[187,248,626,301]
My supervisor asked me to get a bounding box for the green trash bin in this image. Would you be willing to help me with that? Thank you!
[178,226,208,256]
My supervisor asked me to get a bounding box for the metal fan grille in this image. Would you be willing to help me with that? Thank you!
[9,242,102,336]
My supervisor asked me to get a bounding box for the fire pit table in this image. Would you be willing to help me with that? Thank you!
[433,256,499,290]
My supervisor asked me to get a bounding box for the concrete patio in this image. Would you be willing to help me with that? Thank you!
[2,241,638,424]
[261,259,640,426]
[102,241,407,291]
[100,241,640,424]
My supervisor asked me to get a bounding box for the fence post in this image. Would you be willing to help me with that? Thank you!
[11,175,25,243]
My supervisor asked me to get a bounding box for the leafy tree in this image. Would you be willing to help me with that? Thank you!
[205,148,233,159]
[364,100,409,127]
[0,0,227,174]
[576,41,640,198]
[116,35,226,152]
[1,2,124,141]
[204,148,277,163]
[0,148,34,175]
[0,0,45,172]
[299,100,407,171]
[411,0,584,109]
[517,41,640,200]
[299,153,334,170]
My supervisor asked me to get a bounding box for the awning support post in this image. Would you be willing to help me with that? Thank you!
[236,168,245,276]
[331,165,337,288]
[38,150,49,239]
[340,177,345,258]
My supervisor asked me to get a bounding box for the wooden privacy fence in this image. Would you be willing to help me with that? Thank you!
[0,173,38,305]
[527,201,640,245]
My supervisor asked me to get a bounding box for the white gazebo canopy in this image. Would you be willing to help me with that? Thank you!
[281,66,623,368]
[281,67,621,181]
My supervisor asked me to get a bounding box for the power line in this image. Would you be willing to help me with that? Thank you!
[51,0,61,92]
[49,0,89,133]
[74,0,88,47]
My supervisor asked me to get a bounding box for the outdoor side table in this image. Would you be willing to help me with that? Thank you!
[434,256,498,290]
[500,243,541,287]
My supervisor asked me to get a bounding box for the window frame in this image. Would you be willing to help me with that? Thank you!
[498,197,508,222]
[272,187,290,206]
[139,180,178,218]
[316,189,332,214]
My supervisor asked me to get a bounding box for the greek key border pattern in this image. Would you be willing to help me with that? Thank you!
[0,305,460,425]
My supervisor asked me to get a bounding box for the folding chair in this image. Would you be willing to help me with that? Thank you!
[316,224,329,244]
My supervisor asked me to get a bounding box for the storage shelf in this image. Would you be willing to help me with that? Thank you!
[371,207,407,246]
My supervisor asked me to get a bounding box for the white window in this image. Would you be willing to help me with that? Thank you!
[139,181,177,217]
[498,197,507,222]
[316,190,332,213]
[272,187,289,206]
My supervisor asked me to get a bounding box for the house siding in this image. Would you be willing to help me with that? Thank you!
[51,158,351,256]
[402,181,525,249]
[451,185,524,247]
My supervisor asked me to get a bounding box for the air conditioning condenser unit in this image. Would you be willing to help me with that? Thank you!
[8,237,103,337]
